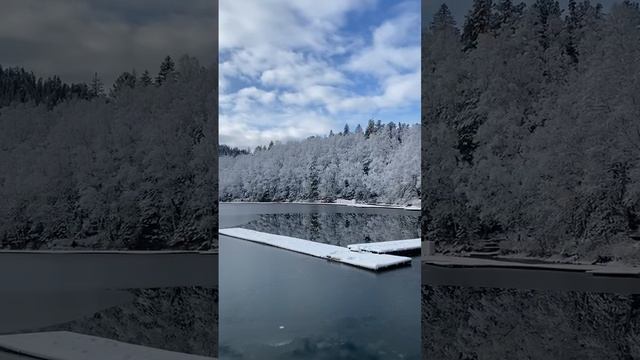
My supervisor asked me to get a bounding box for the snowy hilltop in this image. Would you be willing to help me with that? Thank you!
[219,121,420,205]
[423,1,640,264]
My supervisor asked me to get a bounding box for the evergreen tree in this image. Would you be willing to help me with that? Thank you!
[156,55,176,85]
[430,4,457,32]
[565,0,580,62]
[355,124,363,134]
[90,72,105,97]
[365,119,376,139]
[462,0,494,50]
[531,0,562,50]
[343,123,350,135]
[307,159,319,200]
[494,0,525,31]
[140,69,153,87]
[110,71,137,97]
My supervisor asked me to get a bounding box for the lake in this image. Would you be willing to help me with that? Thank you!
[0,252,218,357]
[219,202,421,360]
[422,262,640,359]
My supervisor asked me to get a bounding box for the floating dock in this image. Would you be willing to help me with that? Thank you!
[219,228,411,271]
[347,238,420,254]
[0,331,215,360]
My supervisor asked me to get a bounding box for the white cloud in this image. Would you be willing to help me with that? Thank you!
[219,0,420,147]
[261,59,347,89]
[345,12,421,77]
[219,112,333,148]
[219,0,373,51]
[329,71,420,112]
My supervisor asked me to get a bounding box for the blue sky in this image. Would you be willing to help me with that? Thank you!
[219,0,421,148]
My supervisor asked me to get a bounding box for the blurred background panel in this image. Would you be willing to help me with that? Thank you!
[0,0,218,357]
[422,0,640,359]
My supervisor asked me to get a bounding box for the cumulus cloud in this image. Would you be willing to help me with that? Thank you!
[345,12,421,77]
[220,0,420,148]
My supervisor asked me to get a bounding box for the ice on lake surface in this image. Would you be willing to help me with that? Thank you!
[219,203,421,360]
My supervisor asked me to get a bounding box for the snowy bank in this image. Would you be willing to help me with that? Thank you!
[348,238,420,254]
[423,255,640,276]
[222,199,420,211]
[0,331,215,360]
[219,228,411,270]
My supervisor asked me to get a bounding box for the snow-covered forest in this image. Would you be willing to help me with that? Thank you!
[423,0,640,262]
[0,55,217,250]
[219,121,420,205]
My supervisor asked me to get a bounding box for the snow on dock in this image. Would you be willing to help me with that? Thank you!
[219,228,411,270]
[0,331,215,360]
[423,255,594,271]
[424,255,640,276]
[587,267,640,276]
[347,238,420,254]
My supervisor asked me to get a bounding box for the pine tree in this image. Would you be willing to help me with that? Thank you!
[140,70,153,86]
[110,71,137,97]
[355,124,363,134]
[156,55,175,85]
[565,0,580,62]
[494,0,524,31]
[307,159,319,200]
[532,0,562,50]
[364,119,376,139]
[430,4,457,32]
[89,72,104,98]
[462,0,494,50]
[343,123,350,135]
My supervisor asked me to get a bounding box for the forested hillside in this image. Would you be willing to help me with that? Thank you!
[0,56,218,250]
[423,0,640,262]
[220,121,420,205]
[0,66,95,108]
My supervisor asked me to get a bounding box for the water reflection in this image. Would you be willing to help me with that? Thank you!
[36,287,218,357]
[243,212,420,246]
[220,204,420,360]
[422,285,640,360]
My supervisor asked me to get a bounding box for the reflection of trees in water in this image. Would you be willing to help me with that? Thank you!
[42,287,218,356]
[422,285,640,360]
[244,213,420,246]
[221,335,414,360]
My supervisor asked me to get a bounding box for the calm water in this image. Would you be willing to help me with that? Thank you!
[220,203,421,360]
[0,253,218,356]
[422,264,640,360]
